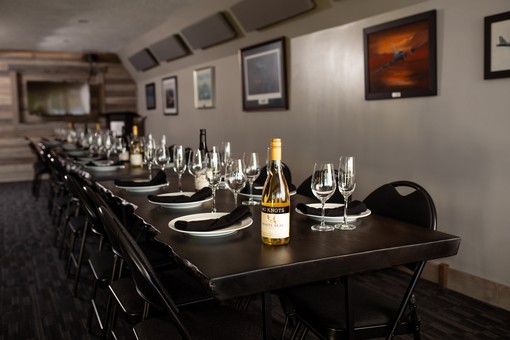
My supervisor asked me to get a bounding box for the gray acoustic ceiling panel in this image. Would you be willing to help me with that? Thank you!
[230,0,316,32]
[128,49,158,71]
[181,12,237,50]
[149,35,190,62]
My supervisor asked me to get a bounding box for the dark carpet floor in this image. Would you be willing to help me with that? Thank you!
[1,180,510,339]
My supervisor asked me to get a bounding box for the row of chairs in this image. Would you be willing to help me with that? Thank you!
[40,142,264,339]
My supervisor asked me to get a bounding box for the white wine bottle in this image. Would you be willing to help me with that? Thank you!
[261,138,290,245]
[129,125,143,167]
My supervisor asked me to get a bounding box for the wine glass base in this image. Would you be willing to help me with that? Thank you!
[242,200,260,206]
[311,224,335,231]
[335,223,356,230]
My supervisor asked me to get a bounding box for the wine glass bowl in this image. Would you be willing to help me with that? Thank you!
[172,145,187,192]
[144,135,156,178]
[242,152,261,206]
[225,158,247,206]
[336,156,356,230]
[310,163,336,231]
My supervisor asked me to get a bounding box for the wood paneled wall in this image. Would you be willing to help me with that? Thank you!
[0,50,136,126]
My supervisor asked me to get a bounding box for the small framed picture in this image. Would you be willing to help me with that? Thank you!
[363,10,437,100]
[240,37,288,111]
[484,11,510,80]
[193,66,215,109]
[162,76,178,115]
[145,83,156,110]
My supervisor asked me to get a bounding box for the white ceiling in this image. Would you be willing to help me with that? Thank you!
[0,0,207,53]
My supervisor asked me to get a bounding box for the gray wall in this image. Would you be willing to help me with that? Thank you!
[119,0,510,288]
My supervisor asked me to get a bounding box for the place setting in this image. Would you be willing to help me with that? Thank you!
[296,157,371,231]
[83,159,125,172]
[114,170,169,192]
[147,187,213,209]
[168,205,253,237]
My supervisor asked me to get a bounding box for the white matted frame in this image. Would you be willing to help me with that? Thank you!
[240,37,288,111]
[193,66,215,109]
[162,76,178,115]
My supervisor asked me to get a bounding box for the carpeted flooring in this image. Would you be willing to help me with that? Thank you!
[1,180,510,339]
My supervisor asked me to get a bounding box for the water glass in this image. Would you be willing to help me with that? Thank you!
[225,158,247,206]
[310,163,336,231]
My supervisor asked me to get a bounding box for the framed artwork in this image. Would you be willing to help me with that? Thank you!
[484,11,510,80]
[162,76,178,115]
[145,83,156,110]
[193,66,215,109]
[240,37,288,111]
[363,10,437,100]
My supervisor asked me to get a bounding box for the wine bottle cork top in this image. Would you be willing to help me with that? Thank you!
[270,138,282,160]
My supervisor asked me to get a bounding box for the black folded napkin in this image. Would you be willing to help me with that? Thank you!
[296,200,367,216]
[148,187,212,204]
[175,206,252,232]
[114,170,167,187]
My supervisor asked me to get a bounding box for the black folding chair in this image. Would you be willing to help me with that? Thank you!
[280,181,437,340]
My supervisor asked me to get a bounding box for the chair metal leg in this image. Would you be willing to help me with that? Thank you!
[72,220,89,296]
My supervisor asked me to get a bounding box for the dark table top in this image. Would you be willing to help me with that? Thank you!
[98,173,461,301]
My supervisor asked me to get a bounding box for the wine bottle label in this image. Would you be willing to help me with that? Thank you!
[261,205,290,238]
[130,154,143,167]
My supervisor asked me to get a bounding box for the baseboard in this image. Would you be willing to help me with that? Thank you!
[421,261,510,311]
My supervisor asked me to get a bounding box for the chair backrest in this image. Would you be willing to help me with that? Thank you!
[97,205,190,339]
[85,186,122,257]
[363,180,437,231]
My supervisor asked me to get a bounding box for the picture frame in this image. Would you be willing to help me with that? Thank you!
[240,37,288,111]
[145,83,156,110]
[193,66,215,109]
[363,10,437,100]
[484,11,510,80]
[161,76,178,115]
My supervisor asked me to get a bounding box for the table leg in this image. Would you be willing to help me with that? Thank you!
[262,291,273,340]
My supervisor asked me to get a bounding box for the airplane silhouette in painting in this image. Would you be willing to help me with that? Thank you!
[376,45,417,72]
[496,36,510,47]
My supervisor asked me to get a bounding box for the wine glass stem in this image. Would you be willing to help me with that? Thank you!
[211,188,217,213]
[248,180,254,203]
[234,193,238,206]
[343,197,349,225]
[320,200,326,227]
[178,174,182,192]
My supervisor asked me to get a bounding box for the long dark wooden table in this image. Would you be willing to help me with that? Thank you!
[97,173,461,339]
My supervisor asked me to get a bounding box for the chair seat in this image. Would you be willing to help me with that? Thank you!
[133,317,182,340]
[110,277,146,324]
[89,250,115,285]
[68,215,87,234]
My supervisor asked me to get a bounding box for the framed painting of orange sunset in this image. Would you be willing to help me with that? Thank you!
[363,10,437,100]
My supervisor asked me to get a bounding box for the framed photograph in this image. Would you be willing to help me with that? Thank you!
[145,83,156,110]
[240,37,288,111]
[161,76,178,115]
[484,11,510,80]
[193,66,215,109]
[363,10,437,100]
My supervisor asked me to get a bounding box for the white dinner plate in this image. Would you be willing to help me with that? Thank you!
[116,182,168,193]
[148,192,213,209]
[77,156,101,163]
[66,149,87,157]
[84,164,124,172]
[295,203,371,223]
[168,212,253,237]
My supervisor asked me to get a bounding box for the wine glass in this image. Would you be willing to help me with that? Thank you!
[188,149,208,191]
[205,150,223,213]
[242,152,261,206]
[155,144,170,170]
[225,158,247,206]
[144,135,156,179]
[335,156,356,230]
[310,163,336,231]
[172,145,186,192]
